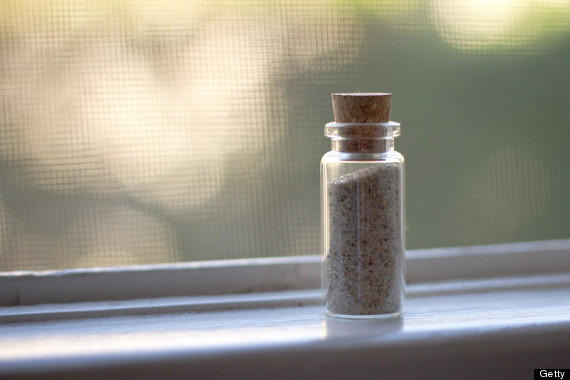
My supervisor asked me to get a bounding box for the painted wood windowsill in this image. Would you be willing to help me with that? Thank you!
[1,273,569,379]
[1,240,569,379]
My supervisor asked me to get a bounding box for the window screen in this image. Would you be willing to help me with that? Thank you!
[1,0,569,271]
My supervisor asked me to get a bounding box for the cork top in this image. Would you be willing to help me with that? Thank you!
[327,93,398,153]
[331,93,392,123]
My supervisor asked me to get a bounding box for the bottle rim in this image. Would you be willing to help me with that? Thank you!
[324,121,401,140]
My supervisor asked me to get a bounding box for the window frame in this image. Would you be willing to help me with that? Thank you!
[1,239,569,378]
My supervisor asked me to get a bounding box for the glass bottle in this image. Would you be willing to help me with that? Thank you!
[321,93,405,318]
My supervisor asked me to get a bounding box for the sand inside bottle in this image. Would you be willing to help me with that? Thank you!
[324,163,403,317]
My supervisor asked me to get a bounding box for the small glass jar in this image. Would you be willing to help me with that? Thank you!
[321,120,405,318]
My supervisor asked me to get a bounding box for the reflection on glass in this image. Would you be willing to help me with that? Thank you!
[324,315,403,340]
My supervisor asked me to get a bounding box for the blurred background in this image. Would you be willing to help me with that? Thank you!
[1,0,569,271]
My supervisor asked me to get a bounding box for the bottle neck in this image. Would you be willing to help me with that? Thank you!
[325,121,400,154]
[331,139,394,153]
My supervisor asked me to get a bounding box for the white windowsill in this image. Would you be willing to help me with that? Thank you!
[1,240,569,379]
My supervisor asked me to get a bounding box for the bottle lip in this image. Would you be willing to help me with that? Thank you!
[325,121,400,140]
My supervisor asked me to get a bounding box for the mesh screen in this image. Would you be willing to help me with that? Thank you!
[1,0,569,271]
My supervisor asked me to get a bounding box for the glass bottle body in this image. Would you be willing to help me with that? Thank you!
[321,146,405,318]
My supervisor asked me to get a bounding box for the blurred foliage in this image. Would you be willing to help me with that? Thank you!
[0,0,569,270]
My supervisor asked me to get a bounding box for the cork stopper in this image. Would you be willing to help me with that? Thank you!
[332,93,392,123]
[328,93,397,153]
